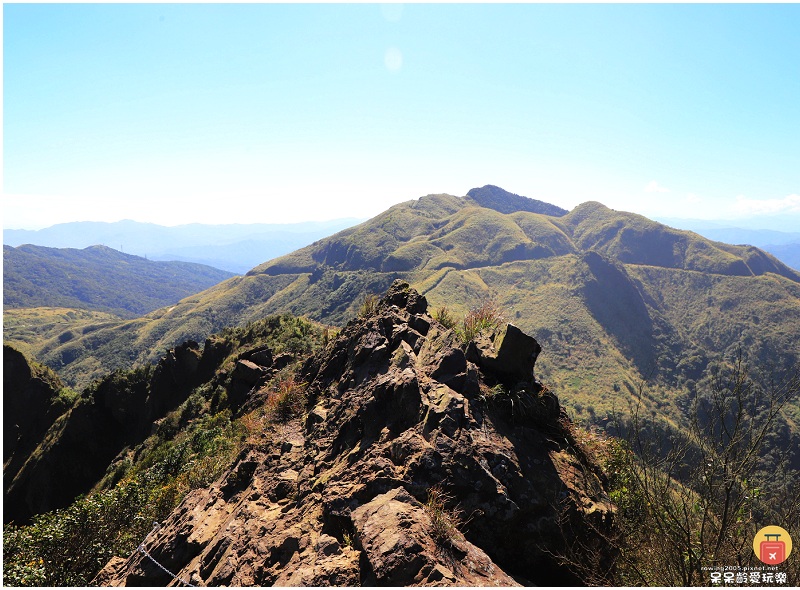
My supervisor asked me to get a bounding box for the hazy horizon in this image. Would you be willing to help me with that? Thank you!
[4,200,800,234]
[4,4,798,230]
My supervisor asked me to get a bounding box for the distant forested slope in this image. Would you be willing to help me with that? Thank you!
[3,244,235,318]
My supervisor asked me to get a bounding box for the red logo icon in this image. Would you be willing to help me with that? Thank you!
[760,534,786,565]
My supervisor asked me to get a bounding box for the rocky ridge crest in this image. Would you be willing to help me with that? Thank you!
[94,280,614,586]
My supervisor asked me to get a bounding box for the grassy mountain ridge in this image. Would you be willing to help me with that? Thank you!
[3,244,236,318]
[253,195,799,282]
[464,184,569,216]
[250,186,571,276]
[11,187,800,448]
[561,202,799,280]
[651,217,800,272]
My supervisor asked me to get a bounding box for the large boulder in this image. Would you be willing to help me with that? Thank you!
[231,359,265,385]
[352,487,519,586]
[466,322,542,382]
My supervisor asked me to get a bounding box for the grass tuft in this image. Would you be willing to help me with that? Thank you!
[358,293,381,318]
[424,485,465,546]
[458,299,506,343]
[265,376,307,422]
[434,306,458,330]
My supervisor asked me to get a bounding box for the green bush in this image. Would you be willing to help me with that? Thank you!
[3,476,155,586]
[556,355,800,586]
[2,408,244,586]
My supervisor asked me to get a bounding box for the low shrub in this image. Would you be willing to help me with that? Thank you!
[2,408,246,587]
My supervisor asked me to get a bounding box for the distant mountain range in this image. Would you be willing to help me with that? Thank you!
[653,213,800,234]
[3,218,365,274]
[654,216,800,271]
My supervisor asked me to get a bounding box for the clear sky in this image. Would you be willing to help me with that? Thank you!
[4,3,799,229]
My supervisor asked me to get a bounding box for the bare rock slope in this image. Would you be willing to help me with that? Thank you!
[94,281,614,586]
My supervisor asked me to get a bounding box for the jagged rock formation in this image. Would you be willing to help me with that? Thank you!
[94,281,614,586]
[3,345,68,501]
[3,338,232,525]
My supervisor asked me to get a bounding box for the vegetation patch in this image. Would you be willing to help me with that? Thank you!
[3,244,235,318]
[456,299,506,344]
[424,485,466,546]
[358,293,380,318]
[556,356,800,586]
[264,375,308,422]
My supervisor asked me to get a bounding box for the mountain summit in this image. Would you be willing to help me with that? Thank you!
[464,184,569,216]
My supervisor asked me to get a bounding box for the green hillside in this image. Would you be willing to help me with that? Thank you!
[3,308,125,361]
[3,244,236,318]
[13,186,800,444]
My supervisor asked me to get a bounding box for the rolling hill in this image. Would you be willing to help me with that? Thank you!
[3,244,236,318]
[12,186,800,446]
[651,217,800,272]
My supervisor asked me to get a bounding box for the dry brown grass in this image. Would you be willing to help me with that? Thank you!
[265,376,307,422]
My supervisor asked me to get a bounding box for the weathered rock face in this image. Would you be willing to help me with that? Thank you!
[94,280,615,586]
[466,323,542,383]
[3,345,69,520]
[3,345,64,465]
[3,337,235,526]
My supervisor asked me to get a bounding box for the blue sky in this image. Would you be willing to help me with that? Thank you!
[4,3,799,229]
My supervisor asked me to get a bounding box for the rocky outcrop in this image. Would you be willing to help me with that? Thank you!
[3,345,69,514]
[466,323,542,383]
[93,280,615,586]
[3,337,234,526]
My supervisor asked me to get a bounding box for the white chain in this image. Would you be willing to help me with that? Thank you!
[137,522,196,587]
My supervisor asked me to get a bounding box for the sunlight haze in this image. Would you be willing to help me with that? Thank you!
[4,3,799,229]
